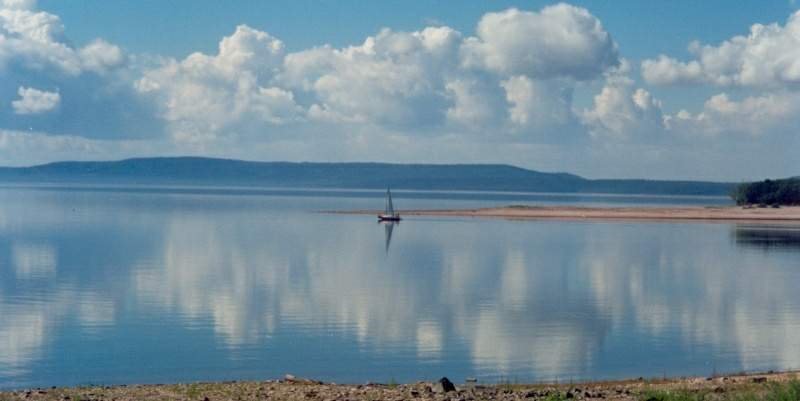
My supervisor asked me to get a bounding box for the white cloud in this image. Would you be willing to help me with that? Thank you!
[665,92,800,137]
[501,75,574,132]
[577,59,667,140]
[78,39,124,74]
[642,11,800,87]
[3,2,629,155]
[137,25,301,144]
[284,26,462,128]
[0,1,796,180]
[11,86,59,114]
[0,1,122,76]
[0,0,162,140]
[640,55,704,85]
[444,77,503,127]
[583,82,665,140]
[0,3,79,74]
[461,4,619,80]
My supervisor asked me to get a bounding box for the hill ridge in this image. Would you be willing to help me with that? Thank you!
[0,157,733,196]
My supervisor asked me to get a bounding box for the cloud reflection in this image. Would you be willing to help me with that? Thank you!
[2,189,800,386]
[12,242,56,279]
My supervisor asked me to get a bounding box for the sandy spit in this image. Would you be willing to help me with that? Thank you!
[332,205,800,223]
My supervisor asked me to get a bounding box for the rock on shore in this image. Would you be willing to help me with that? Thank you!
[1,371,797,401]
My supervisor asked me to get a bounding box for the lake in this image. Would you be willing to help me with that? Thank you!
[1,185,799,389]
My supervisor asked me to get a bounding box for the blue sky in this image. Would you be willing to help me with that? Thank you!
[2,0,799,180]
[38,1,796,59]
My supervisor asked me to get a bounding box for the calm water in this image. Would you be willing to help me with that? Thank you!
[1,186,799,389]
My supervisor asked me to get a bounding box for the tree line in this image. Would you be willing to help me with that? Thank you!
[731,178,800,206]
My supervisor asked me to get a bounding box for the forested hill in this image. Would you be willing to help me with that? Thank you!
[0,157,735,196]
[731,178,800,205]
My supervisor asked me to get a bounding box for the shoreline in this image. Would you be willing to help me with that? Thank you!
[331,205,800,223]
[2,370,798,401]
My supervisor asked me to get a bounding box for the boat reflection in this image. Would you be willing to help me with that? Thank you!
[380,221,396,254]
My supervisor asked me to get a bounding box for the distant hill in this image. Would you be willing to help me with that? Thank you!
[0,157,735,196]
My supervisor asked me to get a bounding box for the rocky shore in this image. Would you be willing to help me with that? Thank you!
[2,371,798,401]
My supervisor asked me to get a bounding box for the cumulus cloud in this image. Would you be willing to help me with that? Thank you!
[78,39,124,74]
[583,84,665,140]
[0,0,161,139]
[0,0,122,75]
[137,25,301,143]
[444,77,504,127]
[283,26,462,128]
[11,86,59,114]
[642,11,800,87]
[138,3,622,144]
[1,0,796,180]
[501,75,575,132]
[665,92,800,137]
[577,60,666,140]
[461,4,619,80]
[0,1,78,74]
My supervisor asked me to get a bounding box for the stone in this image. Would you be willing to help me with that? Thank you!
[752,377,767,383]
[433,377,456,393]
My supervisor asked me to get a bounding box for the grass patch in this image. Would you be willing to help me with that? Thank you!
[641,380,800,401]
[184,383,202,399]
[543,392,570,401]
[640,389,708,401]
[762,380,800,401]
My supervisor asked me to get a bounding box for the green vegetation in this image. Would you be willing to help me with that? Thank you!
[184,383,202,399]
[640,380,800,401]
[731,178,800,206]
[640,388,706,401]
[543,392,571,401]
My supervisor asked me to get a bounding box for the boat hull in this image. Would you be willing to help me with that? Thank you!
[378,215,401,222]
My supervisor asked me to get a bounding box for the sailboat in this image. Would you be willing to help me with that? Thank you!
[378,188,401,221]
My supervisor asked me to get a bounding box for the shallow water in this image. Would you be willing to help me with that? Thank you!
[1,186,798,389]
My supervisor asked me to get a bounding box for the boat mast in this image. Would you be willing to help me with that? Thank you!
[386,188,395,216]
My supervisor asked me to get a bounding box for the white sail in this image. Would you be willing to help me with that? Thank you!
[385,188,395,215]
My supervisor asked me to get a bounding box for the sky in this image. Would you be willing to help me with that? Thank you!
[1,0,799,180]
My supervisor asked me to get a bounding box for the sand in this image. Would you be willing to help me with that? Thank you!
[334,205,800,223]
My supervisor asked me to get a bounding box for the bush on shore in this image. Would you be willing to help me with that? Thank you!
[731,178,800,206]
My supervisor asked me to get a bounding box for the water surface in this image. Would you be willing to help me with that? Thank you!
[1,186,798,389]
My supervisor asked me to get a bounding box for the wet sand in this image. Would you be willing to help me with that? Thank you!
[334,205,800,223]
